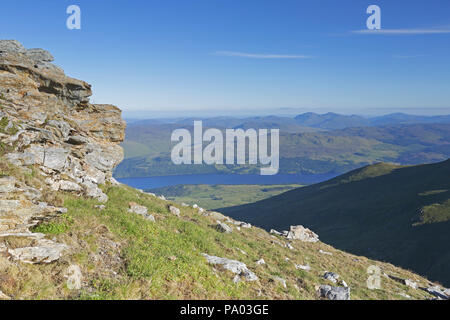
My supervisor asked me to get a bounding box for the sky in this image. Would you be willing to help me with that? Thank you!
[1,0,450,118]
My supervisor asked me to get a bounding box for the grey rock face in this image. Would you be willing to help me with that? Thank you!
[0,40,26,53]
[0,40,126,266]
[25,48,54,62]
[8,241,68,264]
[319,285,350,300]
[270,229,282,236]
[202,254,258,281]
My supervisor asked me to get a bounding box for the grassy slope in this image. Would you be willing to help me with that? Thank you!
[221,160,450,287]
[0,160,440,300]
[148,184,302,210]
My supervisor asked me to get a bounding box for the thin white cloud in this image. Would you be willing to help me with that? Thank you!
[213,51,313,59]
[352,28,450,35]
[392,54,426,59]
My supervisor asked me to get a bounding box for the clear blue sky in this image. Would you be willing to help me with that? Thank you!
[1,0,450,117]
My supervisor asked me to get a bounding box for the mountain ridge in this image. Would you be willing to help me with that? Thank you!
[221,159,450,286]
[0,39,448,300]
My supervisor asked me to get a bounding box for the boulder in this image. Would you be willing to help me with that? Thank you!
[58,180,82,191]
[319,285,350,300]
[128,202,148,215]
[202,254,258,281]
[169,205,180,217]
[8,241,68,264]
[287,225,319,242]
[127,202,155,222]
[25,48,54,62]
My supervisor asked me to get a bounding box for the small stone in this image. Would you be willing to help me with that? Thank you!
[58,180,82,191]
[215,221,233,233]
[65,265,82,290]
[270,229,282,236]
[272,276,287,288]
[0,40,26,53]
[319,249,333,256]
[286,225,319,242]
[202,254,258,281]
[323,272,340,284]
[0,290,11,300]
[128,202,148,215]
[404,279,418,290]
[169,205,181,217]
[256,258,266,265]
[319,285,350,300]
[295,264,311,271]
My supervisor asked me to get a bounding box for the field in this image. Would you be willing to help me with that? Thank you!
[148,184,302,210]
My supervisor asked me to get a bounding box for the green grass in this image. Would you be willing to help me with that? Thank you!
[0,158,443,300]
[221,159,450,287]
[418,199,450,225]
[148,184,302,210]
[32,214,73,235]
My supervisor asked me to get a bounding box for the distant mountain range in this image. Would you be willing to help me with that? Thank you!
[114,112,450,178]
[126,112,450,131]
[293,112,450,130]
[221,159,450,287]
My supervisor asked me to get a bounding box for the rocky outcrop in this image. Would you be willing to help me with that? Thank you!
[0,40,126,264]
[0,40,125,203]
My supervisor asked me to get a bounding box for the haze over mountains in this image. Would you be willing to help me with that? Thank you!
[115,112,450,178]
